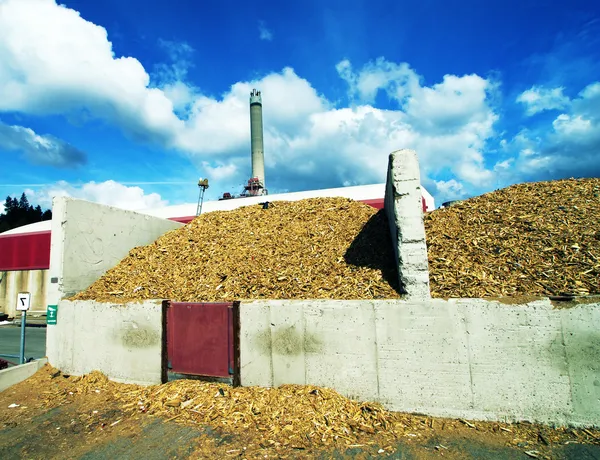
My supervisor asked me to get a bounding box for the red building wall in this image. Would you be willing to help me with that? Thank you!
[0,231,52,271]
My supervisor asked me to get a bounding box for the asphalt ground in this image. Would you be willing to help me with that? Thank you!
[0,325,46,363]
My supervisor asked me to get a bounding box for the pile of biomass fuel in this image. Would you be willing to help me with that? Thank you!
[73,197,401,302]
[425,178,600,298]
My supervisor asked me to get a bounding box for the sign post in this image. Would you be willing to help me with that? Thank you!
[17,292,31,365]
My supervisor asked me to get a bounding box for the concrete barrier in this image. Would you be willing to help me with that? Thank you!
[0,358,48,393]
[46,300,163,386]
[384,149,430,299]
[47,197,183,306]
[240,297,600,427]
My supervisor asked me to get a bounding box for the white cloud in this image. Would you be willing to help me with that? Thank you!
[0,0,501,204]
[0,121,86,167]
[433,179,465,200]
[336,57,419,104]
[201,162,238,181]
[0,0,184,145]
[259,21,273,41]
[516,86,570,116]
[499,81,600,182]
[25,180,167,210]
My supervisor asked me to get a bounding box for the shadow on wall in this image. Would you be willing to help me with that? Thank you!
[344,210,401,296]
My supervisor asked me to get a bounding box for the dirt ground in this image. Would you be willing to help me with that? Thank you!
[1,366,599,459]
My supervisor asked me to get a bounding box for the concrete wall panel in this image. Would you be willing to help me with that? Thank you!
[47,300,163,386]
[561,305,600,425]
[384,149,431,299]
[48,197,182,305]
[239,302,273,387]
[303,301,379,402]
[375,300,473,413]
[240,298,600,427]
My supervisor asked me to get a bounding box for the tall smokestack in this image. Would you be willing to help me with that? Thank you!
[249,89,265,189]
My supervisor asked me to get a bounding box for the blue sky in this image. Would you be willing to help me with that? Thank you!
[0,0,599,210]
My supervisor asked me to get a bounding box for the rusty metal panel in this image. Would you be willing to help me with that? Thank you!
[167,302,233,378]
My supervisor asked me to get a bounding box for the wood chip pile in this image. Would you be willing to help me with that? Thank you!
[30,367,600,458]
[73,198,400,303]
[425,178,600,298]
[72,178,599,302]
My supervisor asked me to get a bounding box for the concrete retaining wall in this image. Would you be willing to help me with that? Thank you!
[47,197,182,306]
[0,269,49,318]
[46,300,163,386]
[0,358,48,393]
[240,298,600,427]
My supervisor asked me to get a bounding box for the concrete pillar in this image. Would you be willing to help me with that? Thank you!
[384,149,431,299]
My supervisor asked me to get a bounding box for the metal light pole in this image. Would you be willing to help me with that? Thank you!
[196,178,209,216]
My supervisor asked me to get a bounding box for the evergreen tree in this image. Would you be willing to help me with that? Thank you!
[0,192,52,233]
[34,205,43,221]
[18,192,29,210]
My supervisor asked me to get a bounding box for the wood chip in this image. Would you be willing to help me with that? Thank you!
[72,198,400,302]
[71,178,600,302]
[425,178,600,298]
[460,419,476,428]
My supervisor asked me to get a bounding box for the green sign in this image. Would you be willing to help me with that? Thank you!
[47,305,58,325]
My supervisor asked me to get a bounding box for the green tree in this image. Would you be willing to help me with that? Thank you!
[0,192,52,233]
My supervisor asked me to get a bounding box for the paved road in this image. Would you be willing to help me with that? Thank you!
[0,326,46,362]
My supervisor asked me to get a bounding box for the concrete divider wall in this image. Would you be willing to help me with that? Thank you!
[46,300,163,386]
[48,197,183,305]
[240,298,600,427]
[0,359,48,393]
[384,149,430,299]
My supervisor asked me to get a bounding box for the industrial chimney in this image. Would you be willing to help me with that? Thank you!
[249,89,266,192]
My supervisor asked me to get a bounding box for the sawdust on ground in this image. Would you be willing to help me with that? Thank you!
[72,178,600,302]
[2,366,599,459]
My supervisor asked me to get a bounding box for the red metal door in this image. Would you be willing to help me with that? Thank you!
[166,302,238,381]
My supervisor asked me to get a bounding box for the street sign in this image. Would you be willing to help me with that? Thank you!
[17,292,31,311]
[47,305,58,325]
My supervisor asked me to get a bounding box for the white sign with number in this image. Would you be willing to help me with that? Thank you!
[17,292,31,311]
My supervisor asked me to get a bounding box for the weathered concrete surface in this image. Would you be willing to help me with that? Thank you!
[384,149,430,299]
[240,298,600,427]
[0,358,47,393]
[46,300,163,385]
[47,197,182,306]
[0,269,49,318]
